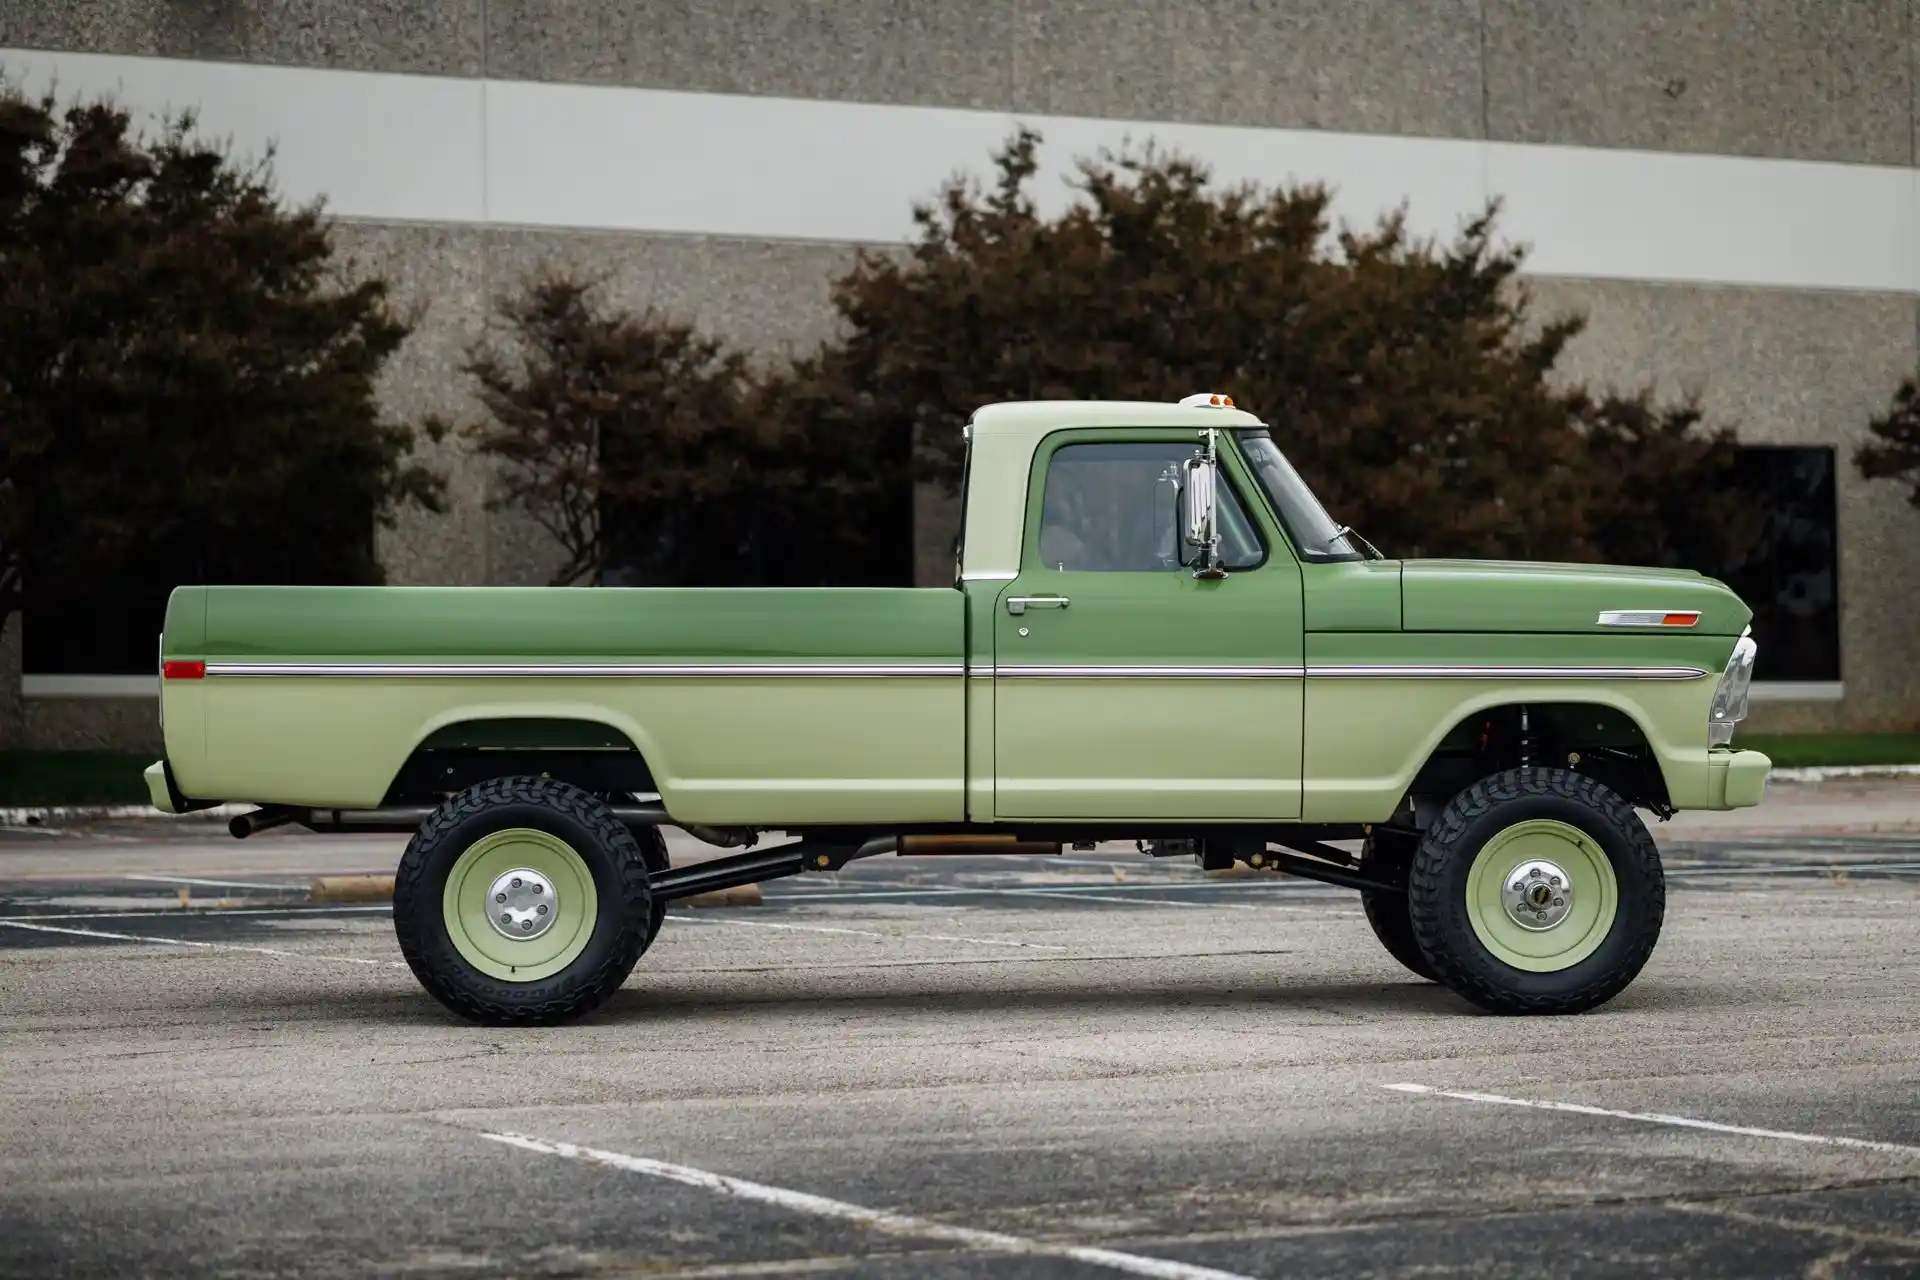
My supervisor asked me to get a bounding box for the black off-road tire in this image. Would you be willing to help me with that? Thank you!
[1359,829,1438,982]
[393,777,655,1026]
[637,836,670,948]
[1362,891,1440,982]
[1407,767,1665,1015]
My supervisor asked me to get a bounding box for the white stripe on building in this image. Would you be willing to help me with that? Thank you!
[4,47,1915,294]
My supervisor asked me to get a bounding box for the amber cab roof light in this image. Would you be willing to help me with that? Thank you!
[1177,392,1235,409]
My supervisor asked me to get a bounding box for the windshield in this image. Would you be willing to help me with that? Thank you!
[1235,430,1364,563]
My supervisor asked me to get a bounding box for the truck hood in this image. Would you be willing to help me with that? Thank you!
[1400,559,1753,635]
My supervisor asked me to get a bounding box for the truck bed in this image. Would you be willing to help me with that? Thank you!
[160,585,967,823]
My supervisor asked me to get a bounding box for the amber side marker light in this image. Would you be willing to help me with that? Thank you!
[162,660,207,680]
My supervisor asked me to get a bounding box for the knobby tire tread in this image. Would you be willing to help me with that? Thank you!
[1407,767,1665,1015]
[393,776,657,1026]
[1361,889,1440,983]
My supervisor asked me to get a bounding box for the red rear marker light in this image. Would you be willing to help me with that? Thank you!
[162,660,206,680]
[1662,612,1700,628]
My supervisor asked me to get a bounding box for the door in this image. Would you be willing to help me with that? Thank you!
[993,433,1306,820]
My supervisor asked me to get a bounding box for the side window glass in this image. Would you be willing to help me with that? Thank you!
[1036,442,1262,572]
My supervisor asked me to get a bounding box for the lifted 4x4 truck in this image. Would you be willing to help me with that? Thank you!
[148,396,1769,1025]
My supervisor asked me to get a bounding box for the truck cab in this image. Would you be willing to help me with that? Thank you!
[956,397,1764,827]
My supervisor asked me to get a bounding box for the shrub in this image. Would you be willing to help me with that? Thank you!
[0,86,441,661]
[806,129,1756,568]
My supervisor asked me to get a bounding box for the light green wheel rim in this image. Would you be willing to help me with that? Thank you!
[442,828,598,982]
[1464,819,1618,973]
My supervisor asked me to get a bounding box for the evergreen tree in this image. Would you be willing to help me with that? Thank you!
[808,129,1756,567]
[462,272,905,587]
[0,87,441,664]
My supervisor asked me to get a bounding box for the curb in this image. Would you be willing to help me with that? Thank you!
[1770,764,1920,782]
[309,874,394,902]
[679,883,764,908]
[0,802,250,826]
[0,764,1912,829]
[306,875,764,907]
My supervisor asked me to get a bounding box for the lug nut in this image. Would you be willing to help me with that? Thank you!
[495,893,506,903]
[537,904,548,915]
[511,878,522,888]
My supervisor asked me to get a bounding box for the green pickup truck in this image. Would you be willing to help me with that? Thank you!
[148,395,1768,1025]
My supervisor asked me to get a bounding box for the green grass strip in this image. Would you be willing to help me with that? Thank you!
[0,751,152,807]
[1737,733,1920,768]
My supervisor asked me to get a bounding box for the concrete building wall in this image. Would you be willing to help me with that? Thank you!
[3,0,1917,748]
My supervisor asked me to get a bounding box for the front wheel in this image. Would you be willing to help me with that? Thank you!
[393,777,657,1026]
[1407,768,1664,1015]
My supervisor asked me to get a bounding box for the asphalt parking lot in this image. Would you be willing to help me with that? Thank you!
[2,786,1917,1279]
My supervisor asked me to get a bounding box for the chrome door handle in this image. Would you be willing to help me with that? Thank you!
[1006,595,1070,616]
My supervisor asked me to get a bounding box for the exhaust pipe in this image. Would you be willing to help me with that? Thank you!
[228,808,297,839]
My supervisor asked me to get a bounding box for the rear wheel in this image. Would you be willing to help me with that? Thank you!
[1359,829,1437,982]
[393,777,655,1025]
[1407,768,1664,1015]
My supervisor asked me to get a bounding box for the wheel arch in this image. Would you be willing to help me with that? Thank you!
[1399,693,1681,824]
[379,706,673,808]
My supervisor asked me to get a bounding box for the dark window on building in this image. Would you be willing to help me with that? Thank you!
[22,586,174,677]
[23,521,383,678]
[1708,446,1840,683]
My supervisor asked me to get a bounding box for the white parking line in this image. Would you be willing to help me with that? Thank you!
[667,914,1068,950]
[479,1131,1255,1280]
[1003,888,1224,910]
[0,919,407,968]
[998,889,1357,916]
[1383,1083,1920,1157]
[768,880,1345,903]
[1664,861,1920,878]
[116,873,306,891]
[0,905,391,923]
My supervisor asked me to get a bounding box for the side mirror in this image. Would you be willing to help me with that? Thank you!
[1181,457,1216,547]
[1181,429,1227,580]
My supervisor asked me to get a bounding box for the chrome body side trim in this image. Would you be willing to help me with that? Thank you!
[990,664,1306,679]
[980,665,1707,680]
[1307,665,1709,680]
[202,662,965,679]
[204,661,1708,682]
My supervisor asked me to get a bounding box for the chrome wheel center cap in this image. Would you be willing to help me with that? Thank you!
[1502,858,1572,931]
[486,867,558,941]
